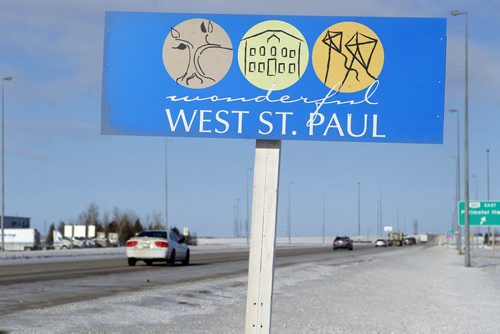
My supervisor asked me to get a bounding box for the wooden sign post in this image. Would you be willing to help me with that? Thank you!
[245,140,281,333]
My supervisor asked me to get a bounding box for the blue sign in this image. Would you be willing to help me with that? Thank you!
[102,12,446,143]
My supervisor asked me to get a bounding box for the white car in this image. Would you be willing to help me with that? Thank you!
[72,237,86,248]
[126,230,190,266]
[374,239,388,247]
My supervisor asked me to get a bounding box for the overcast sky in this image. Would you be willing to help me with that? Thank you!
[0,0,498,237]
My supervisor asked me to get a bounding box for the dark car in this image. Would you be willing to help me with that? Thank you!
[404,237,417,246]
[333,236,353,251]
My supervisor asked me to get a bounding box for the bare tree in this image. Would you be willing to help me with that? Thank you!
[57,221,65,235]
[80,202,99,225]
[99,210,110,234]
[79,202,100,238]
[109,207,140,244]
[148,212,164,230]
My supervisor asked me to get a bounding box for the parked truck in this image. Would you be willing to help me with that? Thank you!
[52,231,73,250]
[419,234,429,243]
[387,232,404,247]
[1,228,41,251]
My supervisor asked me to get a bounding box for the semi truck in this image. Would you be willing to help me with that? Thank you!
[1,228,41,251]
[387,232,404,247]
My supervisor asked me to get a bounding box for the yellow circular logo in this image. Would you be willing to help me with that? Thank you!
[163,19,233,89]
[238,20,309,91]
[312,22,384,93]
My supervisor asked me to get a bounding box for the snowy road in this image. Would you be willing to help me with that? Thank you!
[2,243,498,333]
[0,246,348,285]
[0,243,381,317]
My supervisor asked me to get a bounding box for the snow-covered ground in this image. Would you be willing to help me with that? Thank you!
[1,242,499,333]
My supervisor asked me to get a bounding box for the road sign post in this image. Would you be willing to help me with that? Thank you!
[245,140,281,333]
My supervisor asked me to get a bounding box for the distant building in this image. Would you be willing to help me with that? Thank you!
[3,216,30,228]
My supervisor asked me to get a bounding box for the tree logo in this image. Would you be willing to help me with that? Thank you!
[163,19,233,89]
[238,20,309,91]
[312,22,384,93]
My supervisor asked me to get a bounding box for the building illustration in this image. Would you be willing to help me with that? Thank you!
[239,25,308,90]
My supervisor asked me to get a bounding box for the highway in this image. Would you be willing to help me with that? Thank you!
[0,244,395,316]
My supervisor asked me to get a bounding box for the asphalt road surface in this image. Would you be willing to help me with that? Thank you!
[0,244,395,316]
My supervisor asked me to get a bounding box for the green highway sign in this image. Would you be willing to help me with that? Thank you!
[458,201,500,226]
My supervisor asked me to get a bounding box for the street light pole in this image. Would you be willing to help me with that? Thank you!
[449,108,462,253]
[287,181,294,244]
[396,206,400,231]
[486,149,491,236]
[322,193,326,245]
[236,198,240,237]
[164,139,169,230]
[1,76,12,252]
[379,190,383,235]
[376,200,379,236]
[486,149,490,200]
[451,10,470,267]
[233,204,237,237]
[472,174,478,249]
[472,174,478,200]
[376,200,380,236]
[357,182,361,238]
